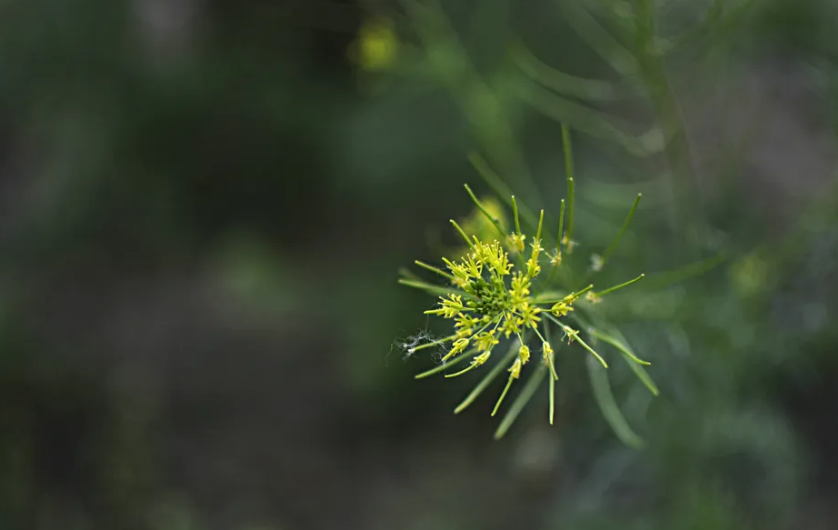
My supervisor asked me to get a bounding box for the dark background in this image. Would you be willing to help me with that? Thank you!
[1,0,837,529]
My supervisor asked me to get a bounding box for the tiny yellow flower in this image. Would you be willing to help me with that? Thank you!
[518,344,531,364]
[471,351,492,367]
[551,301,574,317]
[476,330,500,351]
[509,357,523,379]
[443,338,470,361]
[543,341,554,361]
[506,232,526,253]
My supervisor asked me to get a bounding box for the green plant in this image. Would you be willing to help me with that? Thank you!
[399,129,658,443]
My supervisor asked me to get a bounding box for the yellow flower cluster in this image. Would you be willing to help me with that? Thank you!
[401,183,650,439]
[425,224,550,374]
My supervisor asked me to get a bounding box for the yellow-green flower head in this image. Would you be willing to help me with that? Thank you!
[401,184,652,441]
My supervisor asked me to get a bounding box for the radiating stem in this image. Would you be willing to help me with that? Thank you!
[414,260,455,281]
[494,364,548,440]
[561,125,575,252]
[601,193,642,264]
[595,273,645,297]
[463,183,506,237]
[414,348,476,379]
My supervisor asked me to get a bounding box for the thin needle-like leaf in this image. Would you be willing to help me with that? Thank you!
[557,199,566,254]
[562,125,576,251]
[454,343,518,414]
[468,152,539,228]
[595,273,645,297]
[463,183,506,237]
[494,364,548,439]
[450,220,475,249]
[547,315,608,368]
[492,373,516,417]
[544,321,557,425]
[397,279,469,298]
[588,328,650,366]
[414,260,455,281]
[586,355,645,449]
[586,326,659,396]
[601,193,642,264]
[511,196,522,235]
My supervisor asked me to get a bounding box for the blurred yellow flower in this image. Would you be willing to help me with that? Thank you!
[348,17,398,71]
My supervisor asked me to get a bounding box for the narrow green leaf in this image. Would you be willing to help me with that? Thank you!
[588,328,659,396]
[454,343,518,414]
[463,183,506,237]
[595,273,645,297]
[467,152,541,229]
[414,260,455,281]
[586,355,645,449]
[397,279,467,297]
[494,364,548,440]
[601,193,642,265]
[588,328,650,366]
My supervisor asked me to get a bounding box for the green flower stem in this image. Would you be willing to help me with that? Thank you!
[582,323,659,396]
[414,260,455,281]
[397,278,471,298]
[494,363,547,440]
[548,364,556,425]
[537,284,594,304]
[601,193,642,264]
[445,352,490,378]
[450,219,475,249]
[511,195,522,235]
[492,372,516,417]
[463,183,506,237]
[414,348,476,379]
[557,199,566,253]
[595,273,645,297]
[588,328,651,366]
[547,315,608,368]
[408,334,458,354]
[562,124,575,251]
[534,326,559,381]
[544,322,557,425]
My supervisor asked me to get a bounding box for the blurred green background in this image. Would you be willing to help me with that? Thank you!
[1,0,837,529]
